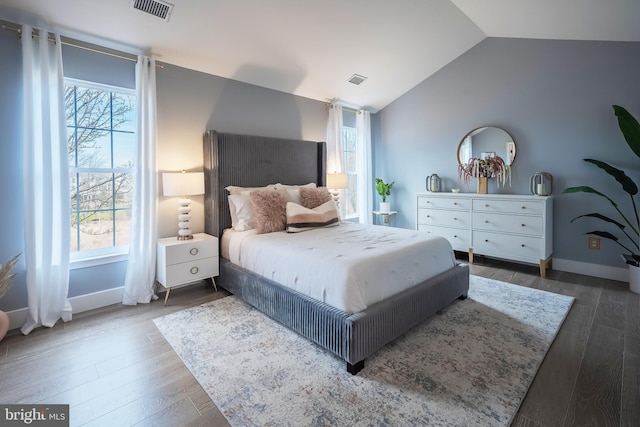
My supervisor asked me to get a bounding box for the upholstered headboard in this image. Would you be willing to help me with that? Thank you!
[203,131,327,238]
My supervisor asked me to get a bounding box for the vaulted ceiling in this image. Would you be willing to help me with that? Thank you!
[1,0,638,112]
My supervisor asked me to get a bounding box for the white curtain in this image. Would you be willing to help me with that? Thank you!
[21,25,72,334]
[356,110,373,224]
[122,55,158,305]
[326,104,344,174]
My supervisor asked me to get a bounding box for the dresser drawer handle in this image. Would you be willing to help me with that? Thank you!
[521,244,526,247]
[521,224,526,227]
[521,206,526,209]
[485,220,489,223]
[453,217,458,220]
[485,204,490,207]
[190,248,198,255]
[453,235,458,238]
[190,266,199,275]
[453,202,457,205]
[485,239,489,242]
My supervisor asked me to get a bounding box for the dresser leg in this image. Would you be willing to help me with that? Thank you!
[468,248,474,264]
[212,277,218,292]
[163,288,171,306]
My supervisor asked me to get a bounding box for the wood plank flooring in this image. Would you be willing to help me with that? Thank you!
[0,257,638,427]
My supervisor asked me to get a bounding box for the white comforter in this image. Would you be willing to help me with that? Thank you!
[223,223,456,314]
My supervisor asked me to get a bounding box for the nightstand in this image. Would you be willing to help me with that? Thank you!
[372,210,397,226]
[156,233,219,305]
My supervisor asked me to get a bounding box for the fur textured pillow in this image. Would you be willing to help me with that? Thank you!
[286,201,339,233]
[299,187,332,209]
[249,189,289,234]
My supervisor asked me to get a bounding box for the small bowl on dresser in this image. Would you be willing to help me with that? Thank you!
[451,188,460,193]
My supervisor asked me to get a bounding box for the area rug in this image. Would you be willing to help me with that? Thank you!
[154,276,574,427]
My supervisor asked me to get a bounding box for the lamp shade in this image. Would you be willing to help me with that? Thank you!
[327,173,348,189]
[162,171,205,197]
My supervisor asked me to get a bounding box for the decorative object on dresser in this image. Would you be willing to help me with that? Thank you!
[375,178,394,212]
[562,105,640,293]
[426,173,441,192]
[156,233,219,305]
[457,126,515,194]
[326,172,348,215]
[530,172,553,196]
[162,171,205,240]
[372,210,397,226]
[417,193,553,277]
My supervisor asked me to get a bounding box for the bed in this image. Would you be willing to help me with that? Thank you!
[203,130,469,374]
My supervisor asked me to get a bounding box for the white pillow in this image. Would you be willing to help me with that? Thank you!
[228,194,254,231]
[226,184,276,195]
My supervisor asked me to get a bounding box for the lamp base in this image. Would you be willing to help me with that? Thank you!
[177,235,194,240]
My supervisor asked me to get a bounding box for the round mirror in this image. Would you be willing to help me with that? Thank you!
[457,126,516,167]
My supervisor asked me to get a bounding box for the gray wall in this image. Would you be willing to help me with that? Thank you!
[0,31,328,312]
[375,37,640,270]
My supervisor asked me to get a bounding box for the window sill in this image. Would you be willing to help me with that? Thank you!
[70,251,129,270]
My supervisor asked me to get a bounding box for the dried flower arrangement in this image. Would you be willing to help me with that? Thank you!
[0,254,20,301]
[458,155,511,187]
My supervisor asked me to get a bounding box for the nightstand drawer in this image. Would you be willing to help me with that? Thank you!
[163,237,218,265]
[163,258,219,287]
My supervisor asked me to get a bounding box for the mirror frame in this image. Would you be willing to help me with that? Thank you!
[457,126,516,166]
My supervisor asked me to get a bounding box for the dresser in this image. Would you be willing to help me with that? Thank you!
[156,233,219,305]
[417,193,553,277]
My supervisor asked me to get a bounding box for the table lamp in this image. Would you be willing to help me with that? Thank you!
[162,171,205,240]
[327,172,348,213]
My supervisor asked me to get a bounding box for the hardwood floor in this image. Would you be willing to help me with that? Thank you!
[0,258,638,427]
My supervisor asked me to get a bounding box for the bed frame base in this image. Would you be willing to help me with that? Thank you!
[347,360,365,375]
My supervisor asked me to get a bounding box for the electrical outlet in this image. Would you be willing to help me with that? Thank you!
[588,236,600,250]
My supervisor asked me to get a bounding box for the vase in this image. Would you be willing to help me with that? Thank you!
[630,264,640,294]
[379,202,391,213]
[0,310,9,342]
[477,177,488,194]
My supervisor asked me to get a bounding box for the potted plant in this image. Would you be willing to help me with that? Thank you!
[0,253,20,342]
[375,178,395,213]
[458,155,511,194]
[563,105,639,293]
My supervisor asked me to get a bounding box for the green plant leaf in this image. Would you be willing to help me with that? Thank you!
[613,105,640,159]
[584,159,638,196]
[562,185,619,207]
[571,213,626,230]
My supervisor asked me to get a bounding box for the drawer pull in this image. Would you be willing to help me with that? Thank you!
[190,248,199,256]
[453,202,457,205]
[485,239,489,242]
[485,204,490,207]
[190,266,199,275]
[521,206,526,209]
[485,220,489,223]
[521,244,526,247]
[453,235,458,238]
[521,224,526,227]
[453,217,458,220]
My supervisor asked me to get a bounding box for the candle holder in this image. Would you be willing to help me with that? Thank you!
[530,172,553,196]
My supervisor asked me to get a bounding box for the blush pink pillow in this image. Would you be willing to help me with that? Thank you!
[249,189,289,234]
[299,187,332,209]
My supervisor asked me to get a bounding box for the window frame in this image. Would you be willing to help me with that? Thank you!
[65,77,136,267]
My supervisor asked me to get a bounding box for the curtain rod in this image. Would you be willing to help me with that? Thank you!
[2,24,163,68]
[325,103,362,114]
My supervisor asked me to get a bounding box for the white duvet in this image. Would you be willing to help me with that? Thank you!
[223,223,456,314]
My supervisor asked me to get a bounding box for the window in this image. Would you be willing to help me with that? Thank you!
[341,125,358,220]
[65,79,136,257]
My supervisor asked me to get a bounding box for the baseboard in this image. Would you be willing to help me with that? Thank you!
[552,258,629,282]
[6,286,124,332]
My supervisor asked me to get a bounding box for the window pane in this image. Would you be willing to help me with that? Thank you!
[114,173,134,209]
[78,210,114,251]
[77,133,112,168]
[76,173,116,211]
[115,209,132,247]
[76,87,111,130]
[113,131,135,168]
[112,93,136,132]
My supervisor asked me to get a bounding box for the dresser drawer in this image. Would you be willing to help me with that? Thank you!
[164,258,219,286]
[472,199,544,215]
[472,230,543,261]
[418,196,470,210]
[418,225,469,251]
[418,208,471,229]
[473,212,543,236]
[163,238,218,265]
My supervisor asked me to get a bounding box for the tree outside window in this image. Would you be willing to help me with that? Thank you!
[65,80,136,254]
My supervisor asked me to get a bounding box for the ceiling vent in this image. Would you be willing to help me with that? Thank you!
[347,74,367,85]
[131,0,174,22]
